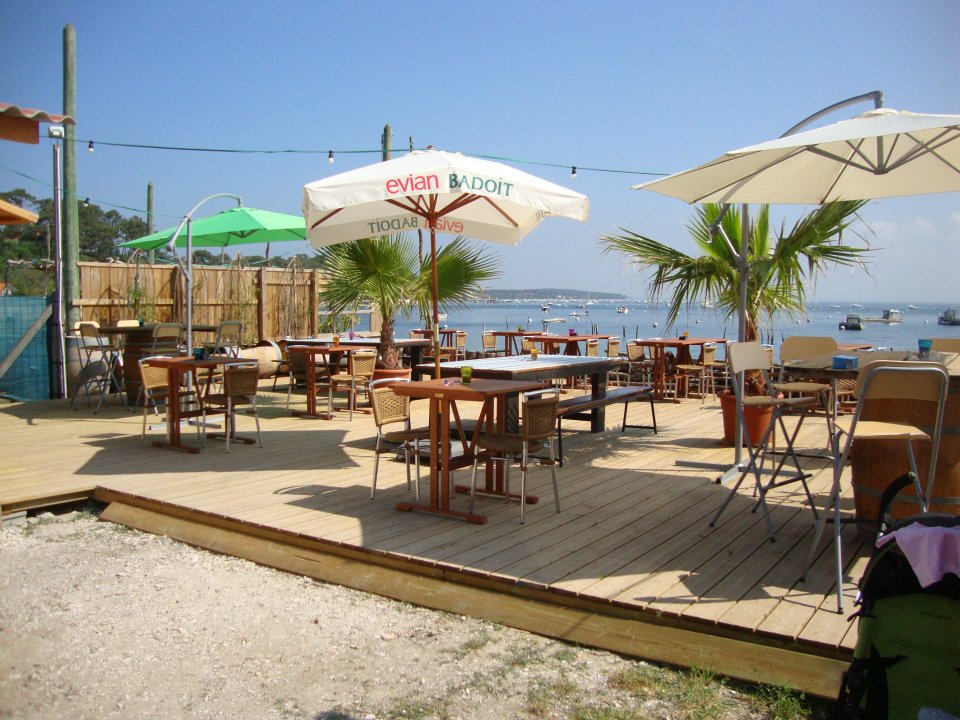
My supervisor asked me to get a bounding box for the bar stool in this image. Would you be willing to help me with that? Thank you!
[773,336,837,452]
[801,359,949,613]
[70,322,127,413]
[709,341,820,541]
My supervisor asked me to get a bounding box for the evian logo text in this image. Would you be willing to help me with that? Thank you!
[385,173,440,195]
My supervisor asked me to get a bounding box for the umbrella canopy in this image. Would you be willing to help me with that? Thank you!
[303,149,588,247]
[0,197,38,225]
[636,108,960,204]
[121,206,306,250]
[303,149,588,374]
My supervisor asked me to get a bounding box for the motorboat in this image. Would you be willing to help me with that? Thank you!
[864,308,903,323]
[616,306,629,314]
[839,313,863,331]
[939,308,960,326]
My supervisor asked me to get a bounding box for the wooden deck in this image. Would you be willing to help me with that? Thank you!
[0,386,870,698]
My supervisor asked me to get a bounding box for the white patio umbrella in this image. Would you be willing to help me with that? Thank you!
[303,148,589,374]
[634,101,960,613]
[636,107,960,204]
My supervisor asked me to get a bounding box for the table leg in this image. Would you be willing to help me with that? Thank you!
[589,371,607,432]
[151,368,201,453]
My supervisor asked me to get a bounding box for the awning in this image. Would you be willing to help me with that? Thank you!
[0,102,77,144]
[0,198,39,225]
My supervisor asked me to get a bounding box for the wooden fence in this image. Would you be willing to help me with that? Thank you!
[75,261,362,344]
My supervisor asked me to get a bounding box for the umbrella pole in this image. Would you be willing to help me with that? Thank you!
[430,226,441,379]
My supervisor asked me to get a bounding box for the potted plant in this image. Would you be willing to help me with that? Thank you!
[601,201,872,443]
[315,233,498,380]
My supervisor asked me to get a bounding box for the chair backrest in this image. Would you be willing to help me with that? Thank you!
[151,322,182,354]
[73,320,99,331]
[116,319,140,328]
[139,357,169,393]
[626,343,646,362]
[351,350,377,378]
[223,364,260,397]
[779,335,838,364]
[521,389,560,442]
[606,337,621,357]
[727,341,771,375]
[585,339,599,357]
[215,320,243,355]
[78,322,108,350]
[702,344,716,365]
[854,360,949,403]
[481,332,496,350]
[455,331,467,349]
[931,337,960,353]
[521,337,535,354]
[286,348,310,376]
[370,378,410,428]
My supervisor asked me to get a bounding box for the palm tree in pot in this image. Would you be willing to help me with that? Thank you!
[316,233,499,372]
[601,201,871,438]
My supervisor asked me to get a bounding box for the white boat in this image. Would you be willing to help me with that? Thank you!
[863,308,903,323]
[541,304,550,312]
[908,304,919,310]
[616,306,629,314]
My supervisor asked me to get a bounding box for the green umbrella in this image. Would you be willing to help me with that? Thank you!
[120,205,306,250]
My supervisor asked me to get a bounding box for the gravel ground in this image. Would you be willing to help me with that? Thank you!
[0,505,822,720]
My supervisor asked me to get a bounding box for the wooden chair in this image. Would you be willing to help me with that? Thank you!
[469,389,561,523]
[138,357,200,441]
[709,342,820,542]
[369,379,431,500]
[605,337,621,358]
[675,344,716,402]
[285,350,332,415]
[480,332,504,357]
[201,363,263,453]
[330,350,376,421]
[802,359,949,613]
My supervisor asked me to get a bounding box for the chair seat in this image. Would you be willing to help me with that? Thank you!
[772,381,830,394]
[204,393,255,408]
[383,427,431,444]
[742,394,817,409]
[836,418,931,442]
[475,432,547,456]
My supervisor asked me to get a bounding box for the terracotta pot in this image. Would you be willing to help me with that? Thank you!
[371,367,412,386]
[719,392,773,447]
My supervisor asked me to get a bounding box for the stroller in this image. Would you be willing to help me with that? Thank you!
[835,473,960,719]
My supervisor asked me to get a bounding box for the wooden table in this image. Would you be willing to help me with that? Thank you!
[488,330,535,356]
[630,337,727,401]
[99,323,217,404]
[284,344,340,419]
[142,355,252,453]
[392,378,544,523]
[520,333,612,356]
[426,355,620,432]
[290,336,431,369]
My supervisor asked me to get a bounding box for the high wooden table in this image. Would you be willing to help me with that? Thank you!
[142,355,253,453]
[284,344,340,419]
[392,378,544,523]
[289,336,431,369]
[630,337,727,401]
[520,333,612,356]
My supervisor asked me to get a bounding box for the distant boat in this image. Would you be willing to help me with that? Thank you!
[939,308,960,326]
[829,304,841,309]
[541,304,550,312]
[616,306,629,314]
[908,304,919,310]
[863,308,903,323]
[701,300,713,309]
[569,311,580,317]
[652,321,658,328]
[839,313,863,331]
[437,312,447,321]
[850,303,864,309]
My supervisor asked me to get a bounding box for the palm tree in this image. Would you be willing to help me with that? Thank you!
[601,200,872,391]
[316,234,499,369]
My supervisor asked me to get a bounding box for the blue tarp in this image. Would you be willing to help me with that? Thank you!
[0,296,51,401]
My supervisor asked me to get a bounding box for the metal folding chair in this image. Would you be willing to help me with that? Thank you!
[709,341,820,541]
[802,359,949,613]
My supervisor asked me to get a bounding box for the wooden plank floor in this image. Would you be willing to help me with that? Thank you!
[0,385,869,696]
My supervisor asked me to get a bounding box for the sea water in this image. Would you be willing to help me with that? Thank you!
[388,301,960,360]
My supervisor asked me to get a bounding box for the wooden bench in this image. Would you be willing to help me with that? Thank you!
[555,385,657,466]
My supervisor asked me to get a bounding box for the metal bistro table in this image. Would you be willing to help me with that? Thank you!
[392,377,544,523]
[425,354,620,432]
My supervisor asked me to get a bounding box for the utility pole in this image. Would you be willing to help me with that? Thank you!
[62,24,80,328]
[381,124,391,161]
[146,182,155,264]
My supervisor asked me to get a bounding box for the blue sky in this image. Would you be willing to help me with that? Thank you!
[2,0,958,303]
